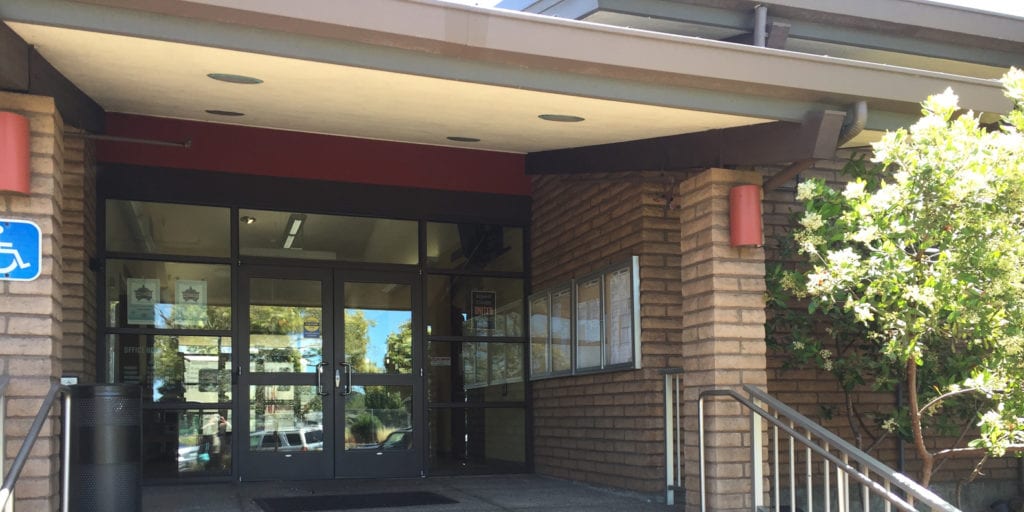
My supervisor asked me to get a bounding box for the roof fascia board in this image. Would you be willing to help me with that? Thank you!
[592,0,1023,68]
[3,0,1006,128]
[525,109,847,174]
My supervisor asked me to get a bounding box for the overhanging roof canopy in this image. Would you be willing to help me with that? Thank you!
[0,0,1016,162]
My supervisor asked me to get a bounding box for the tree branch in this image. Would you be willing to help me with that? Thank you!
[921,387,985,415]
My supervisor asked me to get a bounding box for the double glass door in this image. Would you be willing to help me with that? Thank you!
[238,266,422,480]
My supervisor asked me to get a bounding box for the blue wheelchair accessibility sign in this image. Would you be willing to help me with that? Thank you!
[0,219,41,281]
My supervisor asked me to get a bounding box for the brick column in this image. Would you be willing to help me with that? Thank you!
[678,168,766,511]
[62,129,97,382]
[0,92,66,511]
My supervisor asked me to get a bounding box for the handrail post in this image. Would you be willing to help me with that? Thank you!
[698,393,707,512]
[751,391,763,509]
[61,391,71,512]
[664,374,675,506]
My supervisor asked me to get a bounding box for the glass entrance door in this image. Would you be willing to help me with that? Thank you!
[238,267,422,480]
[334,274,422,478]
[238,267,334,480]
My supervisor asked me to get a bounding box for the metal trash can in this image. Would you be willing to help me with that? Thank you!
[69,385,141,512]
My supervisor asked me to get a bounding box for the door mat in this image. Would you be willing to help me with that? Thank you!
[254,491,458,512]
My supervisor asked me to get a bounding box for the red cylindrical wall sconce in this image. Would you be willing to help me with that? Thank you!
[729,184,763,247]
[0,112,31,194]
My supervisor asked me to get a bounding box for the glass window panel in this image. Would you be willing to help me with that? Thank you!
[248,385,324,450]
[426,222,523,272]
[605,266,634,366]
[248,278,323,374]
[344,282,412,374]
[107,334,232,404]
[106,200,230,257]
[551,288,572,373]
[428,342,525,403]
[426,276,524,338]
[239,209,417,264]
[106,260,231,330]
[529,295,549,375]
[428,407,526,474]
[343,385,413,450]
[142,408,232,478]
[576,278,602,370]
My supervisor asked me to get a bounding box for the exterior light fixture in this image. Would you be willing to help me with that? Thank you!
[206,73,263,85]
[447,136,481,143]
[729,184,763,247]
[0,112,30,194]
[205,110,245,117]
[538,114,585,123]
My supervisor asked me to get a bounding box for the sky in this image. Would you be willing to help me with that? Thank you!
[440,0,1024,17]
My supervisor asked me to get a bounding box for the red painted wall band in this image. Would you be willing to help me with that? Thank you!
[97,113,530,196]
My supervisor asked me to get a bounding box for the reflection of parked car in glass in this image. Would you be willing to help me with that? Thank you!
[250,427,324,452]
[352,428,412,453]
[177,446,199,470]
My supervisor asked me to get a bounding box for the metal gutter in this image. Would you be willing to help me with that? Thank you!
[4,0,1010,127]
[525,0,1023,69]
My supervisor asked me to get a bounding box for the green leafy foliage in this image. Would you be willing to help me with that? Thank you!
[768,68,1024,484]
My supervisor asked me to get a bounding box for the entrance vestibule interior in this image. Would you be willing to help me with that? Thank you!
[98,173,529,483]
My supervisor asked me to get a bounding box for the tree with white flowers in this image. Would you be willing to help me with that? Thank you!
[771,68,1024,490]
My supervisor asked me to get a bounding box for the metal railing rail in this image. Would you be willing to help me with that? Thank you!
[0,382,70,512]
[694,384,959,512]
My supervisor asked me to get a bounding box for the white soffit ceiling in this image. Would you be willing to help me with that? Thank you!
[9,22,772,153]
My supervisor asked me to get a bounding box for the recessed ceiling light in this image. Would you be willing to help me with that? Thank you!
[538,114,585,123]
[447,136,481,143]
[205,109,245,117]
[207,73,263,85]
[240,216,256,225]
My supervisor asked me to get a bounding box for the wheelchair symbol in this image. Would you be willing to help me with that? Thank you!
[0,226,32,275]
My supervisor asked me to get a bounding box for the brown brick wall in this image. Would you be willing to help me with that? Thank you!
[0,92,66,511]
[61,130,97,383]
[530,172,683,493]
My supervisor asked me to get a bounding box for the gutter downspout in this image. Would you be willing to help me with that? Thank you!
[836,101,868,147]
[762,100,868,192]
[753,5,768,47]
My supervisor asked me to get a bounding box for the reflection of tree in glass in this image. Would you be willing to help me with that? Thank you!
[249,305,306,335]
[365,388,409,427]
[384,321,412,374]
[153,337,185,401]
[345,311,376,373]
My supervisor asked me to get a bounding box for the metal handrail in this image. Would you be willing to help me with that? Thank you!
[0,382,71,512]
[698,385,959,512]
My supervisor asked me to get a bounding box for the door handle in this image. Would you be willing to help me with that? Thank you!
[316,362,328,396]
[339,361,352,396]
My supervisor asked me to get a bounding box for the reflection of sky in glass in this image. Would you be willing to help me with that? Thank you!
[359,310,412,366]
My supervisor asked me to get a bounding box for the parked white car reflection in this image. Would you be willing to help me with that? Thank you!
[250,427,324,452]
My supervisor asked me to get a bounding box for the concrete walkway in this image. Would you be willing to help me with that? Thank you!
[142,474,675,512]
